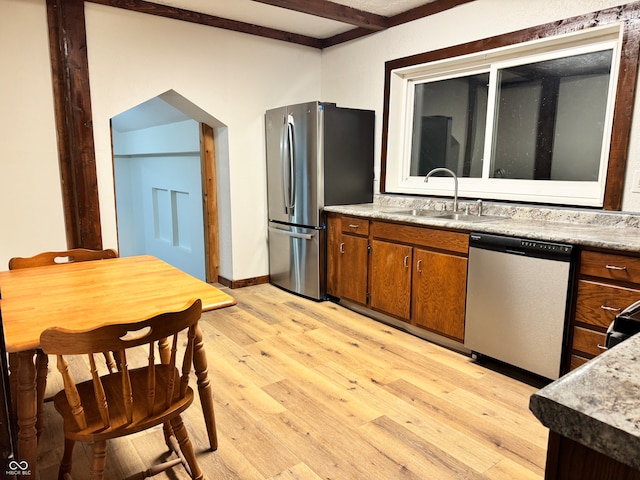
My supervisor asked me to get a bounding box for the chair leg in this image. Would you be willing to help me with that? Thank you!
[102,351,117,373]
[169,415,203,480]
[58,437,75,480]
[89,440,108,480]
[162,421,174,450]
[35,350,48,440]
[8,353,18,416]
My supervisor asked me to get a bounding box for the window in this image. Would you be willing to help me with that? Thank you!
[410,72,489,179]
[381,4,640,210]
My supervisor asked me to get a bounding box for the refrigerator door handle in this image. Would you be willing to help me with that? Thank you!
[280,114,296,215]
[279,116,289,214]
[286,114,296,213]
[269,226,315,240]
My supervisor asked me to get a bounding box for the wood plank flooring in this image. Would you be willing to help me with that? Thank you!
[35,284,549,479]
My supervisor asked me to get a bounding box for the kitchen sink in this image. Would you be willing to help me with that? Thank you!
[387,209,504,222]
[433,213,504,222]
[387,209,443,217]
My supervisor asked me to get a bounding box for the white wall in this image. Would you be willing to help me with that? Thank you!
[0,0,322,277]
[2,0,640,278]
[320,0,640,211]
[0,0,67,267]
[85,4,322,282]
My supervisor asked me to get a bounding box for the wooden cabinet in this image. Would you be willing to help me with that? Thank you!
[370,239,412,318]
[545,431,640,480]
[327,214,469,343]
[412,248,467,342]
[326,213,369,305]
[569,250,640,369]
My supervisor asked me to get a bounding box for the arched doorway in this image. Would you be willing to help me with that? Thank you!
[111,90,228,283]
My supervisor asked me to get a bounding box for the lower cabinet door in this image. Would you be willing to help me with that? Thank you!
[339,234,369,305]
[411,248,467,342]
[370,240,412,319]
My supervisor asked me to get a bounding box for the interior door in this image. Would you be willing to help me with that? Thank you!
[139,156,206,281]
[113,119,208,282]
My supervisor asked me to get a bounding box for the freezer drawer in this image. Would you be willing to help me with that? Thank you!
[268,223,324,300]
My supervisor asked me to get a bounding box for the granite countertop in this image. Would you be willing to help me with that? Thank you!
[529,333,640,470]
[324,197,640,252]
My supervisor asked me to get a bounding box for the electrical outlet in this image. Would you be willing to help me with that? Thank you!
[633,170,640,193]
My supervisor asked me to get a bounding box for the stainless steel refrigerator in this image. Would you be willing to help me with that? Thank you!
[266,101,374,300]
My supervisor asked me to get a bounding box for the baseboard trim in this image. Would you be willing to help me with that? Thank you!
[217,275,270,289]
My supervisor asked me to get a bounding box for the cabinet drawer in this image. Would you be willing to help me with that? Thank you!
[341,216,369,236]
[572,326,607,358]
[575,279,640,328]
[371,221,468,254]
[581,250,640,283]
[569,354,589,371]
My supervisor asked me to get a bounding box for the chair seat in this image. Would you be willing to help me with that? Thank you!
[53,364,194,442]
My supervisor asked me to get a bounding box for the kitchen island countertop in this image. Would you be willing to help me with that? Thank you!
[529,333,640,471]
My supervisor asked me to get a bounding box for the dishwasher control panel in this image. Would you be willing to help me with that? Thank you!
[470,233,573,262]
[520,240,572,254]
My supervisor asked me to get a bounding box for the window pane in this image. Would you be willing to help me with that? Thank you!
[491,50,613,180]
[410,73,489,177]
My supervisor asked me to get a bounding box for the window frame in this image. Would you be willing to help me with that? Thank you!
[380,3,640,210]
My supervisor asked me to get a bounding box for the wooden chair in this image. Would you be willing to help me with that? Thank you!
[8,248,118,270]
[7,248,119,439]
[40,299,205,480]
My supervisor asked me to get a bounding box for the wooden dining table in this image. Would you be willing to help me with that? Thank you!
[0,255,236,479]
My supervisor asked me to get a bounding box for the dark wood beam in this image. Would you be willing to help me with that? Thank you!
[47,0,102,249]
[251,0,388,31]
[322,0,474,48]
[388,0,476,27]
[87,0,324,49]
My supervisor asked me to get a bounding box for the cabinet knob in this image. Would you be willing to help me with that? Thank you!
[416,259,423,273]
[403,255,409,268]
[339,242,345,254]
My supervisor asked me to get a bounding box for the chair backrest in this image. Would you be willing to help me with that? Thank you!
[8,248,118,270]
[39,299,202,431]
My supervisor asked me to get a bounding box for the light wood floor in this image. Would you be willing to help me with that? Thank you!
[36,283,549,479]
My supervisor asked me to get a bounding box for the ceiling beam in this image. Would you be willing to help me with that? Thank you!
[87,0,477,49]
[388,0,476,27]
[87,0,324,48]
[322,0,476,48]
[251,0,388,31]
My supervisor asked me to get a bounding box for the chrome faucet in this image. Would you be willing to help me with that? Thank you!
[424,168,458,212]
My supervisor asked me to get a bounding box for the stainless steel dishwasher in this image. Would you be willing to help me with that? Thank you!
[464,232,574,380]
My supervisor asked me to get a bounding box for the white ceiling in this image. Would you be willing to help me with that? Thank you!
[146,0,438,38]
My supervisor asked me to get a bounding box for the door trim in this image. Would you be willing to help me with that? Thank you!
[201,123,220,283]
